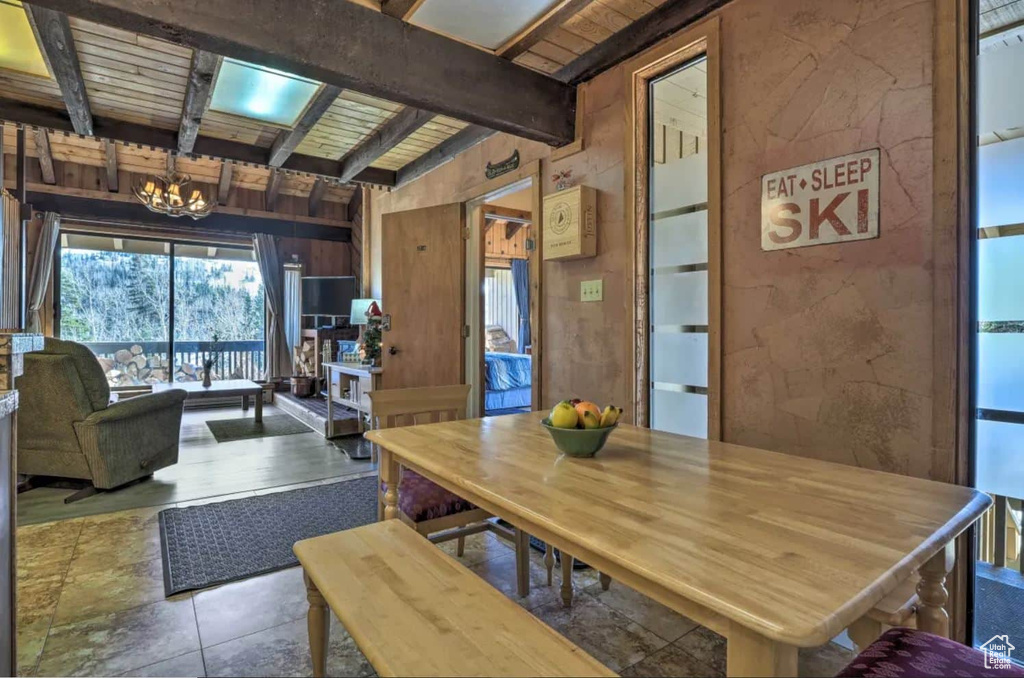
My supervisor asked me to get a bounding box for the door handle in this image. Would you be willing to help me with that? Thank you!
[388,346,400,355]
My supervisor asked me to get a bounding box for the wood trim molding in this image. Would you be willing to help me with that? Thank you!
[932,0,974,644]
[624,17,721,437]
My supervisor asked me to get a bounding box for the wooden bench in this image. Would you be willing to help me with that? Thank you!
[294,520,614,678]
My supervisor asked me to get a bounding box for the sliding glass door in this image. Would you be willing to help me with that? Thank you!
[173,245,265,382]
[58,234,171,387]
[58,233,264,387]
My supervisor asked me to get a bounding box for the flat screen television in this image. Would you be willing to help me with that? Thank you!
[301,276,358,317]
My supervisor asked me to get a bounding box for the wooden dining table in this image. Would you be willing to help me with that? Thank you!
[365,412,991,677]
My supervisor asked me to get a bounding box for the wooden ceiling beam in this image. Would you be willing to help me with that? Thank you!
[0,98,396,187]
[555,0,730,84]
[265,168,283,211]
[24,5,94,136]
[338,106,432,183]
[178,50,222,154]
[217,160,232,205]
[34,129,56,184]
[308,177,327,217]
[396,124,494,187]
[23,0,576,145]
[497,0,598,60]
[104,140,118,191]
[269,84,341,167]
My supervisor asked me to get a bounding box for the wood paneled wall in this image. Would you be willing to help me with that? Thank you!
[369,0,959,489]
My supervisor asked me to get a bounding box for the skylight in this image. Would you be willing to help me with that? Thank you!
[409,0,560,51]
[209,58,320,127]
[0,0,51,79]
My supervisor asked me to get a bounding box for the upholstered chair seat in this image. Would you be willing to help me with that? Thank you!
[381,471,477,523]
[837,628,1024,678]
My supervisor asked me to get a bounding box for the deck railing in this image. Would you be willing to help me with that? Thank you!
[82,339,265,385]
[978,494,1023,574]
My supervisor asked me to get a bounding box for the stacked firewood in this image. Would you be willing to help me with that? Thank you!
[293,340,317,376]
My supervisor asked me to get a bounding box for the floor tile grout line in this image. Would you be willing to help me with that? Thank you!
[199,611,310,651]
[191,596,209,677]
[27,518,86,675]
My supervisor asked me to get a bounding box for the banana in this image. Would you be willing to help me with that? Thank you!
[582,410,602,429]
[599,405,622,428]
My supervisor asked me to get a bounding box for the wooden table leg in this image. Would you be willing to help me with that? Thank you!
[917,541,954,638]
[560,552,574,608]
[304,572,330,678]
[544,542,554,586]
[241,394,249,412]
[380,448,400,521]
[726,622,798,677]
[254,389,263,423]
[514,527,530,598]
[599,572,611,591]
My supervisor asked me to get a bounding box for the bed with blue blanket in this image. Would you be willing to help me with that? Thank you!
[484,352,532,415]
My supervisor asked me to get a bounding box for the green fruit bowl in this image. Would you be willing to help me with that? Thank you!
[540,418,618,458]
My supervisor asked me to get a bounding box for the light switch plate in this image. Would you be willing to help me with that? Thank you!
[581,279,603,302]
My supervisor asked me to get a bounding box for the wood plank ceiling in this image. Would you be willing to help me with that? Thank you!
[981,0,1024,52]
[1,0,686,203]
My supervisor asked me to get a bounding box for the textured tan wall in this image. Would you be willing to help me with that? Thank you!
[370,0,949,480]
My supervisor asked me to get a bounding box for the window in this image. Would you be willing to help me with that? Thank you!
[58,234,264,387]
[648,57,710,439]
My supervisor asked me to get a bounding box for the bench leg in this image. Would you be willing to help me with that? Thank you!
[242,394,249,412]
[917,541,954,638]
[304,572,330,678]
[848,616,883,652]
[544,542,554,586]
[560,553,574,608]
[599,572,611,591]
[514,528,530,597]
[457,535,466,557]
[254,390,263,423]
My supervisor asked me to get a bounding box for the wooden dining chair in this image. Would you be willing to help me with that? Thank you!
[367,384,532,597]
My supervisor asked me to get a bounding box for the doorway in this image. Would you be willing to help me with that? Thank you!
[477,186,535,417]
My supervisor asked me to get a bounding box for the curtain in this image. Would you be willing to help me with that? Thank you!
[511,258,530,353]
[26,212,60,334]
[283,264,302,358]
[253,234,289,379]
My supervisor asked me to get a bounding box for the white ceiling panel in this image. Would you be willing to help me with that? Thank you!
[410,0,560,50]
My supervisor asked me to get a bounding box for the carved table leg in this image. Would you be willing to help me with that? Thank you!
[380,448,400,521]
[916,541,955,638]
[544,542,554,586]
[560,552,574,608]
[599,572,611,591]
[304,572,330,678]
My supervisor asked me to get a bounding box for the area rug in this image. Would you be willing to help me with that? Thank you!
[159,475,377,595]
[205,414,311,442]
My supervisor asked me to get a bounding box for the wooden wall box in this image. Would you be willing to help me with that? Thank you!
[543,185,597,260]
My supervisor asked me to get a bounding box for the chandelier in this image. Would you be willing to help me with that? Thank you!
[132,172,214,220]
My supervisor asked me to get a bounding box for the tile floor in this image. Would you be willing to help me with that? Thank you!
[16,496,855,677]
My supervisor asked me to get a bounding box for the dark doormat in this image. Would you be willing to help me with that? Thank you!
[206,414,312,442]
[975,562,1024,651]
[159,475,377,596]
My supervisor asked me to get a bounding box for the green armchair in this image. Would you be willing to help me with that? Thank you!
[17,338,187,490]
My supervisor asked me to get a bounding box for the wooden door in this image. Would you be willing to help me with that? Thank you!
[380,203,465,389]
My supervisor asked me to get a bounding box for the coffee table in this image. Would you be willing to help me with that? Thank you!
[153,379,263,422]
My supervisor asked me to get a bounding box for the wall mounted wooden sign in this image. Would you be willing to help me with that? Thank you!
[543,185,596,261]
[761,148,880,251]
[485,150,520,180]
